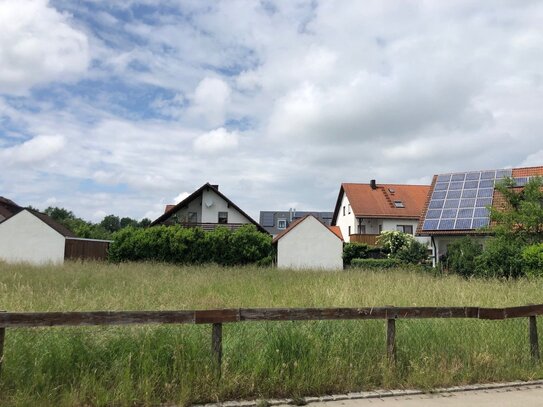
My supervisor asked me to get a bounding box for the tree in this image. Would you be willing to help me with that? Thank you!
[120,217,139,229]
[490,176,543,244]
[100,215,121,233]
[138,218,152,228]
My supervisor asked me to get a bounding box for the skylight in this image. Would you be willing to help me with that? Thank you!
[394,200,405,208]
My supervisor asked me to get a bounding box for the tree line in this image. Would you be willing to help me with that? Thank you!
[39,206,151,240]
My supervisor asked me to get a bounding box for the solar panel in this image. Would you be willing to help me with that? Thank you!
[454,218,472,229]
[438,219,455,230]
[446,190,462,199]
[464,180,479,189]
[432,190,447,199]
[260,212,275,227]
[422,167,509,232]
[423,220,439,230]
[426,209,442,219]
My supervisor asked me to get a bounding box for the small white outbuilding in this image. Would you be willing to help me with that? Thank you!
[0,209,111,265]
[273,214,344,270]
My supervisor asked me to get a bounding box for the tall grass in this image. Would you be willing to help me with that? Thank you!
[1,261,543,406]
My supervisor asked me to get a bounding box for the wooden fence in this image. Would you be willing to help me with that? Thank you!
[64,238,111,261]
[0,304,541,375]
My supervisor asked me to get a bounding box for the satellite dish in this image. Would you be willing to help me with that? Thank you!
[205,198,214,207]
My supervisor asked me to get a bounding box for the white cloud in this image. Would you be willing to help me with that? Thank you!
[1,1,543,222]
[0,0,90,94]
[174,192,190,203]
[193,127,239,155]
[0,135,65,164]
[188,77,231,127]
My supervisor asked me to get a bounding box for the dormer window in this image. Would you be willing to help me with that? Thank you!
[394,200,405,208]
[277,219,287,229]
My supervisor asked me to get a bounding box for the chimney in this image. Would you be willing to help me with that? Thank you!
[370,179,377,190]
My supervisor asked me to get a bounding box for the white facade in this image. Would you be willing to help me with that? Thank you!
[335,192,429,245]
[276,216,343,270]
[172,188,252,224]
[0,210,66,265]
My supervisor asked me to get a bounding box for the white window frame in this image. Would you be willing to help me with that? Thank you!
[277,219,287,230]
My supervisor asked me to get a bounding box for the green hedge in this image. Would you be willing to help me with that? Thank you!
[108,224,272,266]
[350,258,402,269]
[343,243,386,265]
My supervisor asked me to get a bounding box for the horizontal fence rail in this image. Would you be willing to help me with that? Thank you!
[2,304,543,327]
[0,304,541,376]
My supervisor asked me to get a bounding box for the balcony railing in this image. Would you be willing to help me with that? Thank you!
[178,222,247,232]
[349,233,380,245]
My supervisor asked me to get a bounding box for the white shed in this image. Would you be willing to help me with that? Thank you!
[0,209,111,265]
[273,215,344,270]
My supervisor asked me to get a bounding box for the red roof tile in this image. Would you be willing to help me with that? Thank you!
[333,183,430,223]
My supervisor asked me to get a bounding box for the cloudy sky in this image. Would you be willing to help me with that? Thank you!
[1,0,542,222]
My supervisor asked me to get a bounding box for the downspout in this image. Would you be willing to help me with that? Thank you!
[431,236,437,268]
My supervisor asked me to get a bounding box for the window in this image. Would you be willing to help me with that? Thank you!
[358,224,366,234]
[188,212,197,223]
[348,226,351,235]
[343,206,345,216]
[394,200,405,208]
[396,225,414,235]
[277,219,287,229]
[218,212,228,224]
[378,224,383,233]
[348,204,351,214]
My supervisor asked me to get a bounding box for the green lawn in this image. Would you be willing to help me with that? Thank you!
[1,261,542,406]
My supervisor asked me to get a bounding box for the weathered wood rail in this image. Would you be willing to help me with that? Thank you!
[0,304,541,374]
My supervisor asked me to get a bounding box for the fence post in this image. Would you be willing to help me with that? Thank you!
[386,317,396,363]
[529,315,540,363]
[0,311,5,377]
[212,323,223,375]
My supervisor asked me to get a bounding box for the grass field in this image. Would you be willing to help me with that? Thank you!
[1,261,543,406]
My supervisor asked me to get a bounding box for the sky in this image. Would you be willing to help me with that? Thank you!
[1,0,543,222]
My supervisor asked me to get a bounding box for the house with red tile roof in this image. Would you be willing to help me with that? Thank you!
[331,180,431,245]
[273,214,344,270]
[416,166,543,266]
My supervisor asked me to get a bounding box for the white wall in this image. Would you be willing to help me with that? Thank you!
[200,189,251,224]
[277,216,343,270]
[171,188,253,225]
[0,210,66,265]
[335,193,356,242]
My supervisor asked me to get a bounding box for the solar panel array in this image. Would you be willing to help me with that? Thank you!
[422,168,512,231]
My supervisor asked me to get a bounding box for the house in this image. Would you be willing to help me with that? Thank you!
[0,208,111,265]
[151,183,268,233]
[259,209,333,236]
[273,214,344,270]
[417,166,543,267]
[332,180,430,245]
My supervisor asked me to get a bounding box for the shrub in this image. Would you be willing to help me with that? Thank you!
[343,243,369,265]
[521,243,543,277]
[377,231,412,255]
[445,237,483,277]
[109,224,272,265]
[474,236,524,278]
[395,239,430,265]
[350,258,402,269]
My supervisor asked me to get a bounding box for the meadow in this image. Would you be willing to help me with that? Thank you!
[1,261,543,406]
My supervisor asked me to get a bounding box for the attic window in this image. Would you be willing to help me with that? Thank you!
[388,188,395,194]
[393,200,405,208]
